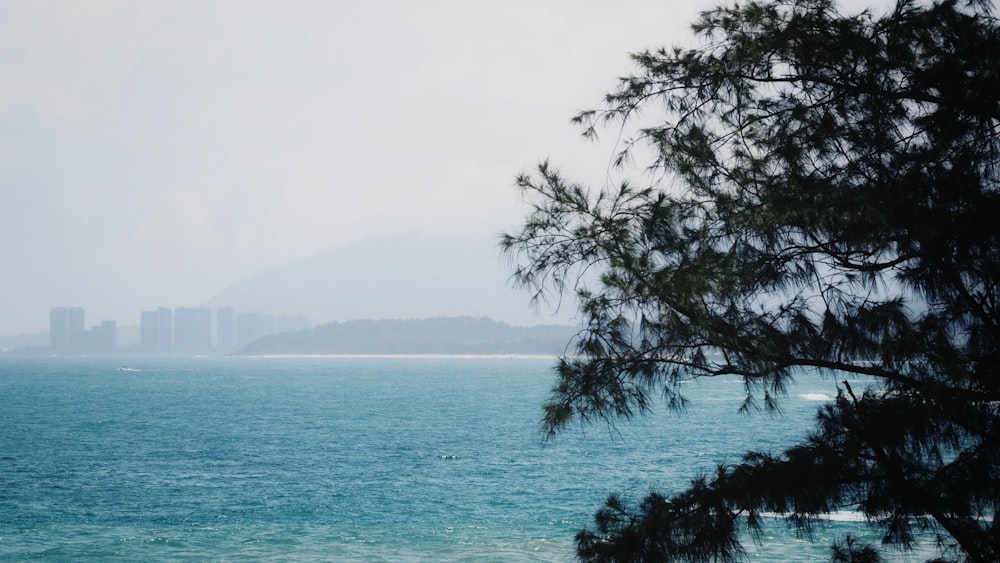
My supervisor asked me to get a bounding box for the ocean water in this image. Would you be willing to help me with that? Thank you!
[0,356,941,561]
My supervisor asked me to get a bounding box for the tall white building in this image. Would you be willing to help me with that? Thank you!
[217,307,236,352]
[140,310,160,351]
[174,307,212,353]
[157,307,173,350]
[236,312,274,349]
[49,307,85,353]
[140,308,174,352]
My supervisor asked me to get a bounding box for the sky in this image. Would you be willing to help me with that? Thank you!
[0,0,881,337]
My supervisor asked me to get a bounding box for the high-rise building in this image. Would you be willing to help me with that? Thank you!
[217,307,235,352]
[140,310,160,351]
[91,320,117,354]
[174,307,212,353]
[50,307,85,353]
[236,312,274,349]
[157,307,173,350]
[140,308,174,352]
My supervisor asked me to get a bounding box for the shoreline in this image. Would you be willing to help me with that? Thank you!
[236,353,562,360]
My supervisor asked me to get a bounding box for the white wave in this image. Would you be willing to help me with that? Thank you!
[799,392,832,401]
[760,511,867,522]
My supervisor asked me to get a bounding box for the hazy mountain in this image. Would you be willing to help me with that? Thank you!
[0,331,47,352]
[238,316,579,356]
[208,234,573,327]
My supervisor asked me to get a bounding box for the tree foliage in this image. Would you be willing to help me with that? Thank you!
[501,0,1000,560]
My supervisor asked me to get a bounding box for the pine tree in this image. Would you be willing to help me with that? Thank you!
[502,0,1000,560]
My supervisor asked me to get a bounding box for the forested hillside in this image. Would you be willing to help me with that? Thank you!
[238,317,578,355]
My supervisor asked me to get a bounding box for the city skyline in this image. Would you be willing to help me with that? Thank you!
[39,304,310,355]
[0,0,884,337]
[0,1,712,337]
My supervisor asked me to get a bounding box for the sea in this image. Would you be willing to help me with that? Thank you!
[0,356,946,561]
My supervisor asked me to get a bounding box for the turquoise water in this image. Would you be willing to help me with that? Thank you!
[0,357,938,561]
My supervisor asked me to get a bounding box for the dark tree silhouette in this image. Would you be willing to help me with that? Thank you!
[502,0,1000,560]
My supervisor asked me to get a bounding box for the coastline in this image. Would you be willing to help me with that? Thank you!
[236,353,562,360]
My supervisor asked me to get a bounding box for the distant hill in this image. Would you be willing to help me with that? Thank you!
[208,234,574,328]
[0,331,47,353]
[237,316,579,356]
[0,325,139,354]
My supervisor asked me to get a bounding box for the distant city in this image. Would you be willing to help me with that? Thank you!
[44,306,311,355]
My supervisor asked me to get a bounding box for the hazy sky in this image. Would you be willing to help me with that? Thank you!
[0,0,880,336]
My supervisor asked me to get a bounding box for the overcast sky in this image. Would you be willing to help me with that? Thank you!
[0,0,881,336]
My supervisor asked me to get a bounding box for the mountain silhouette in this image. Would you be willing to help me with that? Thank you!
[208,234,572,327]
